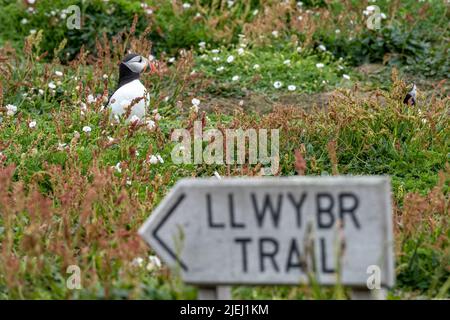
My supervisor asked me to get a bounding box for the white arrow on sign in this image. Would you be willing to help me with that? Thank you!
[139,176,395,287]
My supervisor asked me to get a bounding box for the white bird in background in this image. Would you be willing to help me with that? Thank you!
[403,83,417,106]
[108,53,157,121]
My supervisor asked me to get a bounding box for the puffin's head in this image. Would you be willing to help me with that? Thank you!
[118,53,158,87]
[120,53,154,74]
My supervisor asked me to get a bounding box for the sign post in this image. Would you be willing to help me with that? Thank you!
[139,176,395,299]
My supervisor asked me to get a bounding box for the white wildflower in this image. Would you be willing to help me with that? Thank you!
[87,94,96,104]
[48,82,56,89]
[316,63,325,69]
[114,162,122,173]
[29,120,37,129]
[148,155,158,164]
[288,85,296,91]
[131,257,144,268]
[57,142,67,151]
[146,255,162,272]
[82,126,92,133]
[363,5,377,16]
[192,98,200,107]
[273,81,283,89]
[226,55,235,63]
[129,115,140,123]
[5,104,17,116]
[146,120,156,130]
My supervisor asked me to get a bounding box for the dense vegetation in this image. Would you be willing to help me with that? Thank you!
[0,0,448,299]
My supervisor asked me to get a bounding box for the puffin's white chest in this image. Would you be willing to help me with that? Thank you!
[108,79,150,120]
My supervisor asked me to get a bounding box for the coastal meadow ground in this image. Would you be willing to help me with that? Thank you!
[0,0,448,299]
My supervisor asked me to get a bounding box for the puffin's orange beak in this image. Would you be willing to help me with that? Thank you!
[149,62,157,74]
[143,60,157,74]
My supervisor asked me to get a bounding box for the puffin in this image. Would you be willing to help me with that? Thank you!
[403,83,417,106]
[108,53,157,121]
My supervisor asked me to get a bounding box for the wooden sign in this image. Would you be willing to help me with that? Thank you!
[139,177,395,288]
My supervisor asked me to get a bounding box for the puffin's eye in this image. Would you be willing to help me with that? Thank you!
[139,57,142,63]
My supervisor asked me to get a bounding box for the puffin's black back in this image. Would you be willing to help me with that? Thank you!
[403,93,415,105]
[403,85,416,106]
[107,54,141,104]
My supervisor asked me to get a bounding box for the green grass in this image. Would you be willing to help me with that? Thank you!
[195,44,352,96]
